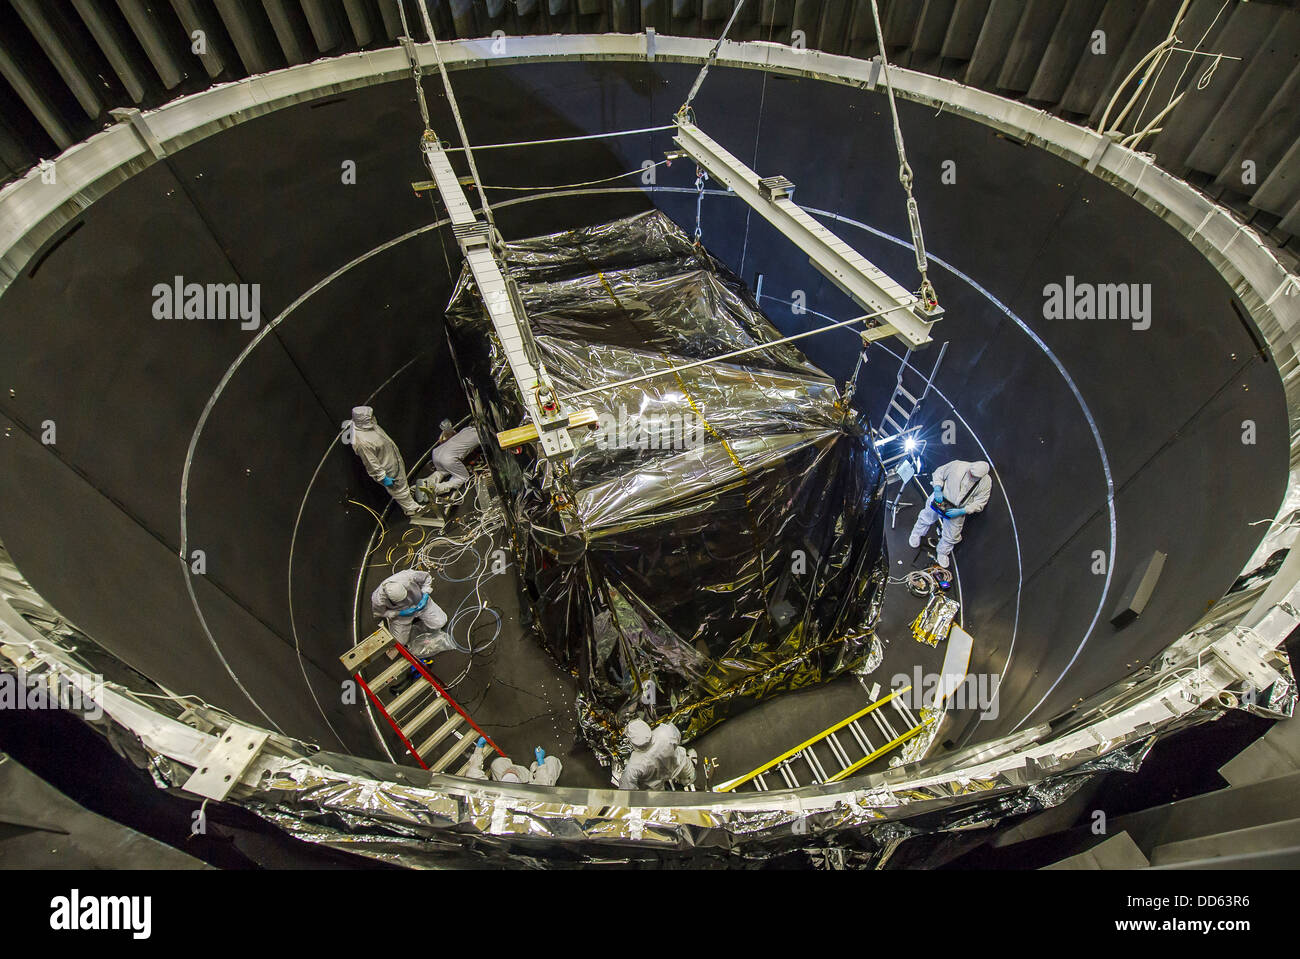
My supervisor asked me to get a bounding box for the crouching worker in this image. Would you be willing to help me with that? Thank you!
[618,719,697,790]
[429,424,481,494]
[466,740,562,785]
[371,569,449,657]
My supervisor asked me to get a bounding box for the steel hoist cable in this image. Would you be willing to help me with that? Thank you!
[678,0,750,118]
[867,0,938,312]
[402,0,497,234]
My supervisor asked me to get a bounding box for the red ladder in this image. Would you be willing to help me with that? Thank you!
[341,624,503,773]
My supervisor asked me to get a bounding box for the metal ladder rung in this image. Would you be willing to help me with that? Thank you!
[803,745,829,783]
[881,415,902,434]
[871,709,898,741]
[415,712,465,761]
[847,720,873,754]
[385,675,436,717]
[826,732,853,769]
[889,400,911,419]
[778,761,799,788]
[430,727,477,773]
[368,656,410,695]
[399,696,449,741]
[895,385,917,405]
[893,697,920,729]
[753,772,769,791]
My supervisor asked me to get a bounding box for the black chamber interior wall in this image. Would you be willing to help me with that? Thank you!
[0,61,1285,754]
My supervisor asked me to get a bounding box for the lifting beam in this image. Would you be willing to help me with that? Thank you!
[422,135,594,459]
[672,119,943,350]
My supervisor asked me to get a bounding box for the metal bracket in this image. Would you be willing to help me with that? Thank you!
[398,35,422,77]
[866,56,882,91]
[1210,630,1284,695]
[109,108,166,160]
[182,723,270,801]
[1085,133,1111,174]
[645,28,656,62]
[759,175,795,201]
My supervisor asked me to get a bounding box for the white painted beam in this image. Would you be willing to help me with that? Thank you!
[673,118,941,348]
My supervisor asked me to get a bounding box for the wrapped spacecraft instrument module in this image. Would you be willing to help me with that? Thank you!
[444,211,890,761]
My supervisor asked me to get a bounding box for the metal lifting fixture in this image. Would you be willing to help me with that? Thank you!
[401,0,594,460]
[671,118,942,349]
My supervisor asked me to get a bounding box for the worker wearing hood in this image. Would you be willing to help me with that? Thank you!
[618,719,697,790]
[466,741,563,785]
[371,569,447,648]
[909,459,992,569]
[346,406,424,516]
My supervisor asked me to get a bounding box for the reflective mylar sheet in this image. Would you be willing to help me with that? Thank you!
[445,211,889,760]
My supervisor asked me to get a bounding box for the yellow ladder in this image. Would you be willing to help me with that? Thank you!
[715,685,932,792]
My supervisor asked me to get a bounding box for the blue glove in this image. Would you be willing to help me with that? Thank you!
[381,475,394,488]
[945,506,967,517]
[476,736,486,750]
[534,746,546,765]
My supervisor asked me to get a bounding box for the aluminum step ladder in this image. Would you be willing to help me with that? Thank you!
[714,684,933,792]
[877,341,948,476]
[340,624,503,774]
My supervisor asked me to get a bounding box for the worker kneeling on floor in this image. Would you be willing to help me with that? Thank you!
[371,569,452,657]
[467,740,563,785]
[428,420,481,494]
[908,459,992,569]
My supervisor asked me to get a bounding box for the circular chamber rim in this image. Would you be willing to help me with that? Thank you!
[2,34,1297,838]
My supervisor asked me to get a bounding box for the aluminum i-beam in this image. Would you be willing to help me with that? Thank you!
[673,119,942,349]
[421,136,581,459]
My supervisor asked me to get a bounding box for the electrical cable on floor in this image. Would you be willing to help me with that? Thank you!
[347,498,388,558]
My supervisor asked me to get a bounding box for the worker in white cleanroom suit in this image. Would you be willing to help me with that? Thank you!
[429,425,481,493]
[908,459,993,569]
[346,406,425,516]
[618,719,697,790]
[466,741,563,785]
[371,569,448,653]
